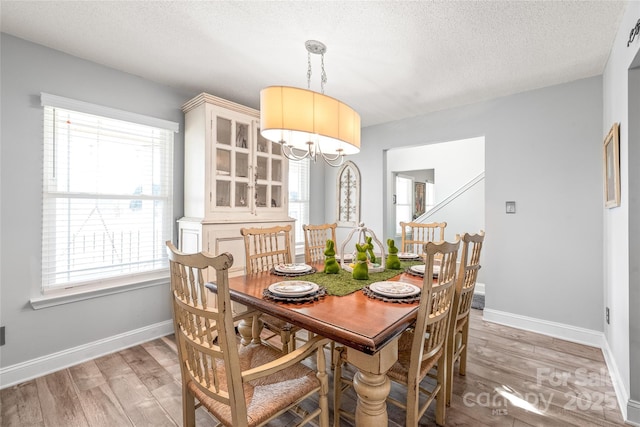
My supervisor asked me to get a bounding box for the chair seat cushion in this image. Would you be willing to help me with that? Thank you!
[188,342,319,427]
[387,330,443,383]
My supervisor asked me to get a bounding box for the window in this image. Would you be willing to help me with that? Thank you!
[425,181,436,212]
[288,158,310,249]
[40,93,177,294]
[395,174,413,234]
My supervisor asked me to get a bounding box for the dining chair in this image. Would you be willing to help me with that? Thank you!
[302,222,337,263]
[446,230,485,405]
[302,222,339,363]
[166,241,330,427]
[333,238,460,427]
[240,225,302,354]
[399,221,447,256]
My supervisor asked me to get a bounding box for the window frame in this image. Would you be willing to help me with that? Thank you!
[32,93,178,309]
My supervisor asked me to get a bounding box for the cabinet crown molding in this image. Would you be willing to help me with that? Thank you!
[182,92,259,117]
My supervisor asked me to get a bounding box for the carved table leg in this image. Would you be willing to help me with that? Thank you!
[236,310,263,345]
[353,370,391,425]
[346,339,398,426]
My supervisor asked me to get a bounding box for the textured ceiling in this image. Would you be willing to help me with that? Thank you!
[0,1,627,127]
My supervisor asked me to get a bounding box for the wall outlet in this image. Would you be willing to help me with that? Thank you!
[0,326,5,346]
[606,307,610,325]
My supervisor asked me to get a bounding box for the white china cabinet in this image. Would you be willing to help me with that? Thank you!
[178,93,294,277]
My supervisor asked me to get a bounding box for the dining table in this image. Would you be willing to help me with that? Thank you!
[216,261,426,427]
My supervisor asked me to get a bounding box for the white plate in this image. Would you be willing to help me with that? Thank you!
[410,264,440,276]
[397,252,420,260]
[268,281,319,297]
[369,281,421,298]
[274,263,313,274]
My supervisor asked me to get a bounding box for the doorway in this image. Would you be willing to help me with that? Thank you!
[384,136,485,243]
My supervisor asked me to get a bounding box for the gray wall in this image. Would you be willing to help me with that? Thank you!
[322,76,604,331]
[602,1,640,420]
[0,34,195,367]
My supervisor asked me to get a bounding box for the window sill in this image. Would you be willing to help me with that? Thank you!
[30,271,169,310]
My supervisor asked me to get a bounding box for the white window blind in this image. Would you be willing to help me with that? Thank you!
[41,95,176,292]
[288,158,310,246]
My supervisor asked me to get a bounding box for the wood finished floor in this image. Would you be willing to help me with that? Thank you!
[0,309,625,426]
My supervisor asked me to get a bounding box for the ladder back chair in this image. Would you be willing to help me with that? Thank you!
[333,238,460,427]
[166,242,330,427]
[400,221,447,256]
[302,222,337,264]
[241,225,293,275]
[302,222,338,362]
[446,230,485,405]
[240,225,302,354]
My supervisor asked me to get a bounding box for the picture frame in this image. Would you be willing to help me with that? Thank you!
[414,182,426,218]
[603,122,621,208]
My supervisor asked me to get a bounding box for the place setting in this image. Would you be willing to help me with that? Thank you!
[262,280,326,303]
[405,263,440,278]
[362,280,422,304]
[397,251,421,261]
[270,263,317,277]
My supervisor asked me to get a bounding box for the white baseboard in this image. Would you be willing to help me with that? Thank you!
[0,320,173,390]
[601,336,630,422]
[628,399,640,426]
[483,308,633,423]
[483,308,605,347]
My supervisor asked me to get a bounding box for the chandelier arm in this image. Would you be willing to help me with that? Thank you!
[315,142,345,167]
[281,143,312,161]
[315,141,343,161]
[322,153,345,167]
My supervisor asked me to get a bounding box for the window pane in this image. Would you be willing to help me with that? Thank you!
[288,159,309,245]
[395,175,413,234]
[42,105,173,290]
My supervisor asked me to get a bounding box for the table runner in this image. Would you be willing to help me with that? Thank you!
[277,259,423,296]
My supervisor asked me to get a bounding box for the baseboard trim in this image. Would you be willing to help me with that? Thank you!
[628,399,640,426]
[483,308,633,423]
[0,320,173,389]
[483,308,605,347]
[601,337,630,422]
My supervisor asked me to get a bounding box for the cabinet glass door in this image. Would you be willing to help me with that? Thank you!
[253,130,286,211]
[212,110,251,213]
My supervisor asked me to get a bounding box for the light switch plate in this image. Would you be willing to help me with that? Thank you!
[506,201,516,214]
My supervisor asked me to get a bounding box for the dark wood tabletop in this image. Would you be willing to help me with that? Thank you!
[225,264,424,355]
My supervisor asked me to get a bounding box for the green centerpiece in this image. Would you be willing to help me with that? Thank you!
[281,259,423,296]
[385,239,402,270]
[323,240,339,274]
[352,243,370,280]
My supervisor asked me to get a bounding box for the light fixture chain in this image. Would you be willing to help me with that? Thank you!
[307,51,312,90]
[320,53,327,94]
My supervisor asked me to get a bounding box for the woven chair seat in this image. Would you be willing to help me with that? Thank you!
[189,343,319,427]
[386,331,443,383]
